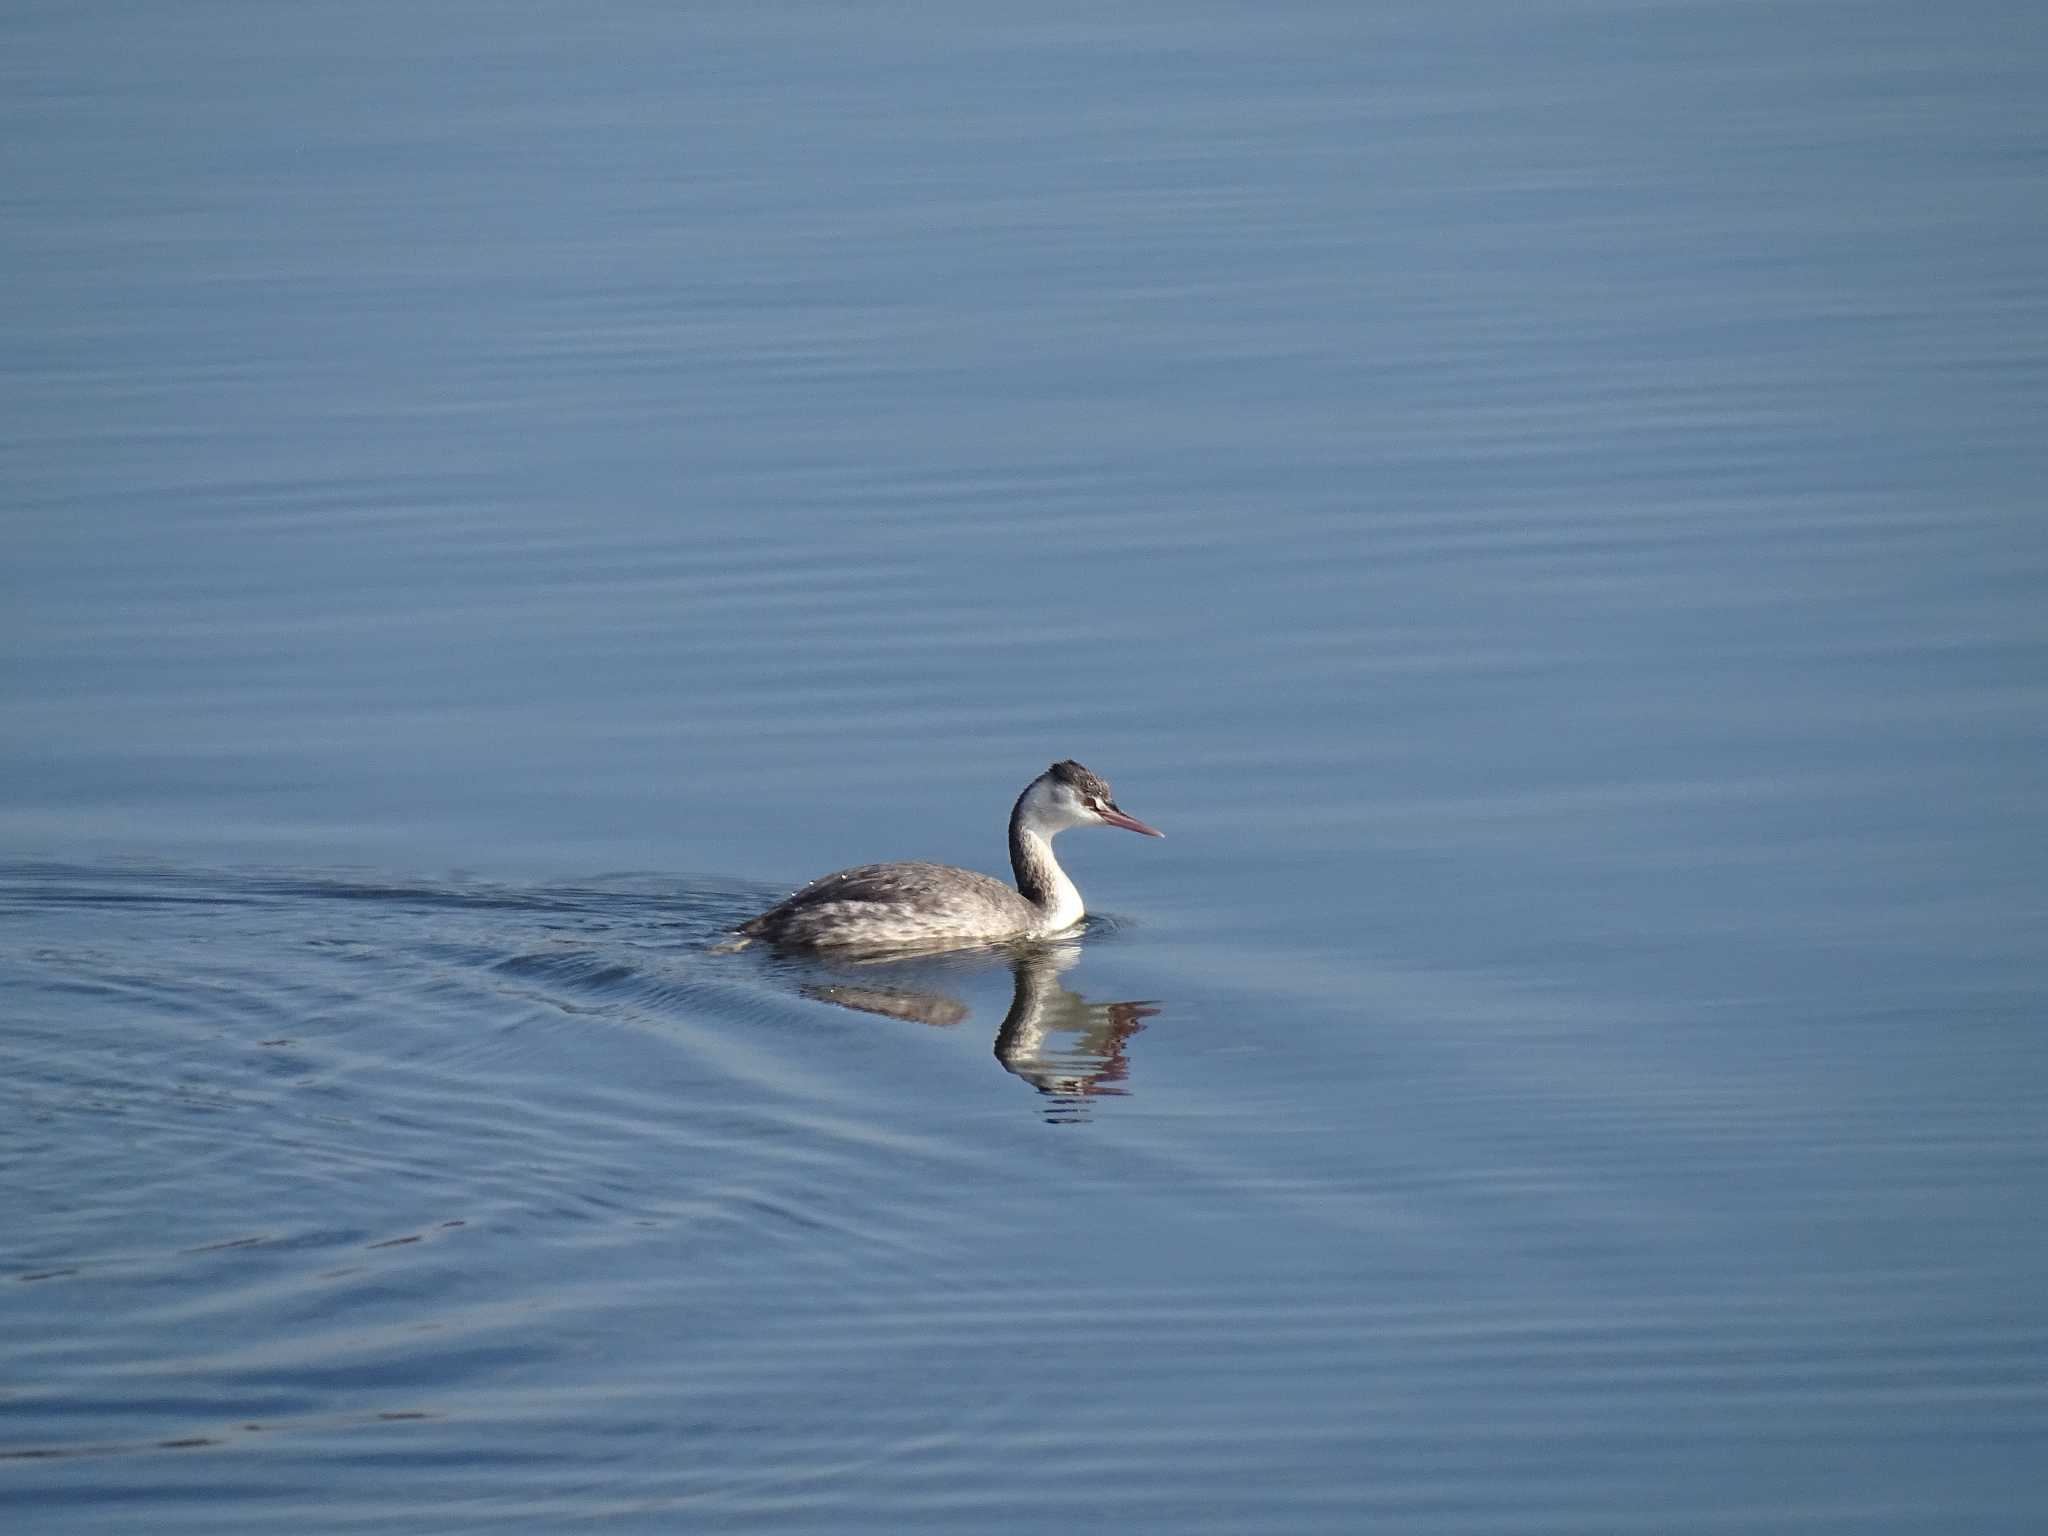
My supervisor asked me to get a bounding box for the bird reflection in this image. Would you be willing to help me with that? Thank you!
[795,941,1157,1123]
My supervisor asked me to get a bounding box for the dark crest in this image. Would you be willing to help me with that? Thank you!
[1048,759,1112,800]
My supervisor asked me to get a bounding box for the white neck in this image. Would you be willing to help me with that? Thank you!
[1008,777,1087,929]
[1011,824,1084,929]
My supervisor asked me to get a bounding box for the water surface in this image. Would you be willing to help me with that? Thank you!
[4,2,2045,1530]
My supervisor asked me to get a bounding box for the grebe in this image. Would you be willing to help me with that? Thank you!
[732,760,1162,950]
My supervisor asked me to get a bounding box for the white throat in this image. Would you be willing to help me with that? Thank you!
[1013,825,1084,930]
[1008,776,1090,931]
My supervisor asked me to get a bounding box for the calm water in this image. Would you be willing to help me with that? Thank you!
[4,2,2046,1530]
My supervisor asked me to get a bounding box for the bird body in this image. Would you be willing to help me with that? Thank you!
[733,760,1160,950]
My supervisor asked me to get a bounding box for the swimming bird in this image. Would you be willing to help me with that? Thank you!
[731,760,1162,950]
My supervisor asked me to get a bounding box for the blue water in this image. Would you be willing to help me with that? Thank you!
[5,2,2046,1530]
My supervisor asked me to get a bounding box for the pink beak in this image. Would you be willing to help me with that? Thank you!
[1098,802,1165,838]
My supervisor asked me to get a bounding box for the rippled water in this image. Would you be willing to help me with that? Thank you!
[9,858,2041,1531]
[5,1,2046,1530]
